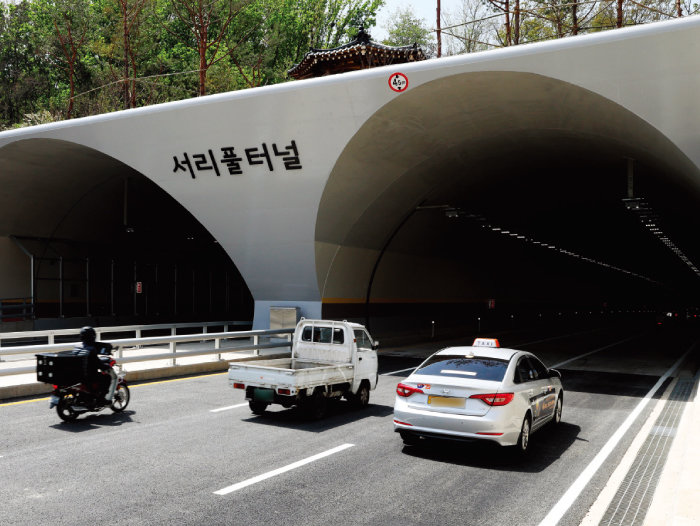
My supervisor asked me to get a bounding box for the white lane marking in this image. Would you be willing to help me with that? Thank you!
[214,443,355,496]
[538,346,692,526]
[516,328,602,347]
[381,334,638,376]
[210,403,248,413]
[551,334,641,368]
[382,367,416,376]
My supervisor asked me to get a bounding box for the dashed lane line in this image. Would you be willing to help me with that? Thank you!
[382,366,417,376]
[214,443,355,496]
[550,334,641,369]
[210,403,248,413]
[381,334,641,378]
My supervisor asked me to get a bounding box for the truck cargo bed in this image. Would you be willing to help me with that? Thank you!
[228,358,354,390]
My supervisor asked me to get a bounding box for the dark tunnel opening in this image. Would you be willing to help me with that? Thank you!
[317,72,700,337]
[0,139,253,327]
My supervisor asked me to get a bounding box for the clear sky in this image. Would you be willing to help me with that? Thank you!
[374,0,463,41]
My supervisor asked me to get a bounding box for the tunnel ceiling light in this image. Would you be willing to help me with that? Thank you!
[475,218,658,283]
[623,197,700,278]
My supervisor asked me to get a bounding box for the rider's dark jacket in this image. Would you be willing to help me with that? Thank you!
[73,342,113,381]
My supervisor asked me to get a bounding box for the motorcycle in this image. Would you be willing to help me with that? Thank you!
[49,355,130,422]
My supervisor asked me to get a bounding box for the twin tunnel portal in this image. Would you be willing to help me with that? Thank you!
[1,22,700,332]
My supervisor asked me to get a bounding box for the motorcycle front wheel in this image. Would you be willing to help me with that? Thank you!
[111,384,130,412]
[56,396,79,422]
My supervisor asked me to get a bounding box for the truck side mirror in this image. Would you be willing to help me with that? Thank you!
[372,341,379,350]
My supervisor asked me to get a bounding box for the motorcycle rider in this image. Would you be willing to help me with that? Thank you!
[74,326,117,403]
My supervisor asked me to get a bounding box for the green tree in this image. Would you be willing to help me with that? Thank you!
[382,6,435,56]
[0,1,55,127]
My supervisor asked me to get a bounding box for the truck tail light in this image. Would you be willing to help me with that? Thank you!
[396,383,424,397]
[277,388,291,395]
[469,393,514,406]
[233,383,245,389]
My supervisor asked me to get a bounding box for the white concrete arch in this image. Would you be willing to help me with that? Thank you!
[316,70,700,311]
[1,16,699,327]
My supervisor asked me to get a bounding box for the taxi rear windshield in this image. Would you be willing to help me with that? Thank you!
[416,355,509,381]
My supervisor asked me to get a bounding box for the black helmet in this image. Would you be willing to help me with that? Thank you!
[80,326,96,344]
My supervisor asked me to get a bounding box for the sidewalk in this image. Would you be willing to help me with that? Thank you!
[642,368,700,526]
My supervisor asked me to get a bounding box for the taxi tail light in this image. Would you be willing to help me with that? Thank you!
[396,383,424,397]
[470,392,514,406]
[233,383,245,389]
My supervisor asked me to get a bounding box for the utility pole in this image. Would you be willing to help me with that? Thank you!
[437,0,442,57]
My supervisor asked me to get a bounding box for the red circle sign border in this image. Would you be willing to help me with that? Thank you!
[388,72,409,93]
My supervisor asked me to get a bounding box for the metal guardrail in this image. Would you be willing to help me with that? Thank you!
[0,320,251,345]
[0,327,294,377]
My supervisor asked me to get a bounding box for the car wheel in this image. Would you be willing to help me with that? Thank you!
[553,395,563,425]
[515,415,531,454]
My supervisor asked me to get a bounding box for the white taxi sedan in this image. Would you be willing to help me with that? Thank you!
[393,338,563,453]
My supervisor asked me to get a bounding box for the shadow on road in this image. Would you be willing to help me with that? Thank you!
[400,421,582,473]
[241,400,393,432]
[50,410,136,431]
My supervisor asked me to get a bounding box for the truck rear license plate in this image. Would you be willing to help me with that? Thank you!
[253,388,274,402]
[428,396,465,408]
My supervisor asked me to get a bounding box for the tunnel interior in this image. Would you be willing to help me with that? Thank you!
[316,71,700,335]
[0,138,253,325]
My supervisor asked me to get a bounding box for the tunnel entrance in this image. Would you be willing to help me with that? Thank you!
[0,139,253,327]
[316,71,700,336]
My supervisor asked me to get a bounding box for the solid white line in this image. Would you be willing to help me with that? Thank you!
[382,367,416,376]
[214,443,355,496]
[537,347,691,526]
[210,403,248,413]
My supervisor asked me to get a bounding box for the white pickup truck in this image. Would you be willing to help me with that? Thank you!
[228,319,379,418]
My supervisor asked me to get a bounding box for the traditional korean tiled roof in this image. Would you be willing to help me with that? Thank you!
[288,27,426,80]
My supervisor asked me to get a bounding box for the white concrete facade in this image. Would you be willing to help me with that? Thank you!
[1,17,699,328]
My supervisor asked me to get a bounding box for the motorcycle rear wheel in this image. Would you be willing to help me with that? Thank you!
[56,396,79,422]
[111,384,130,412]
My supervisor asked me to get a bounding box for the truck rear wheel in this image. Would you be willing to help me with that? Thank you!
[249,400,269,415]
[303,389,328,420]
[350,383,370,409]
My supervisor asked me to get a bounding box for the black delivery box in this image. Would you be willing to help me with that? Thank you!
[36,352,86,385]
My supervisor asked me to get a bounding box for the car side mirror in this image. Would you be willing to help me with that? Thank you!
[372,341,379,350]
[549,368,561,379]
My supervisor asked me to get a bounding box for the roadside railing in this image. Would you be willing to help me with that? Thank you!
[0,327,294,378]
[0,320,251,346]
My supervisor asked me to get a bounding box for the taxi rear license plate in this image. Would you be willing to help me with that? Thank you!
[428,396,465,408]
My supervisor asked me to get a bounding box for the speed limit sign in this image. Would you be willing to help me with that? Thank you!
[388,72,409,93]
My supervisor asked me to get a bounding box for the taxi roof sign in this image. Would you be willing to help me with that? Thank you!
[473,338,500,348]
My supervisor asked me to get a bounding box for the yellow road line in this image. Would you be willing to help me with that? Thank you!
[0,397,50,407]
[130,371,227,387]
[0,371,228,407]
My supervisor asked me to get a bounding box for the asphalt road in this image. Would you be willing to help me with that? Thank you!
[1,323,696,526]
